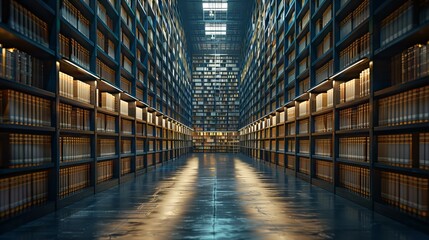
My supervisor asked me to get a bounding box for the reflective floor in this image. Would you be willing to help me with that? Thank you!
[1,153,428,239]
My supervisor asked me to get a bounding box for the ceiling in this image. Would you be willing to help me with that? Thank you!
[178,0,253,56]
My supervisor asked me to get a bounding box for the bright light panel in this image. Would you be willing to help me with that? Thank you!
[202,2,228,11]
[205,23,227,35]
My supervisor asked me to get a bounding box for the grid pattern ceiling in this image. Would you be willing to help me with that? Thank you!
[179,0,253,55]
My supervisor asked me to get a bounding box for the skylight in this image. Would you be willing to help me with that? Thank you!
[205,23,227,35]
[202,2,228,11]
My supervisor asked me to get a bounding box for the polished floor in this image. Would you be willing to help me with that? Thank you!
[1,153,428,240]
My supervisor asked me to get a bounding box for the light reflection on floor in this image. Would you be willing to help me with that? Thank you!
[0,153,428,240]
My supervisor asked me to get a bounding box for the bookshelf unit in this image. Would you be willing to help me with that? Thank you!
[239,0,429,229]
[193,131,239,153]
[192,54,240,152]
[0,0,193,229]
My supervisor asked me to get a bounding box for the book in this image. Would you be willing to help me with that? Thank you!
[338,164,370,198]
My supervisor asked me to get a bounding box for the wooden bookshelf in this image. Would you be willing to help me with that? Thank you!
[239,0,429,229]
[0,0,193,229]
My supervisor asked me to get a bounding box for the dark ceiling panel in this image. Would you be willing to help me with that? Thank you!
[179,0,253,56]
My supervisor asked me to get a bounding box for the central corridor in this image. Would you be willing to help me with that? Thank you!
[1,154,427,239]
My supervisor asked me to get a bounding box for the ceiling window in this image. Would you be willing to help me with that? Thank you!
[202,2,228,11]
[205,23,227,35]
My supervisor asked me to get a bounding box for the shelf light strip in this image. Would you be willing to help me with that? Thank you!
[330,58,368,79]
[62,59,99,79]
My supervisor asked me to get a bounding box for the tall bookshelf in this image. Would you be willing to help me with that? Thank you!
[193,131,239,153]
[239,0,429,230]
[0,0,193,230]
[192,54,240,152]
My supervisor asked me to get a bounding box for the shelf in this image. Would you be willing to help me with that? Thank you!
[97,155,119,162]
[60,159,94,167]
[335,96,370,110]
[374,77,429,98]
[374,24,429,58]
[374,122,429,133]
[60,96,94,110]
[0,124,55,133]
[97,132,119,137]
[336,128,370,135]
[374,163,429,176]
[0,78,55,98]
[59,129,95,135]
[330,58,370,81]
[0,163,54,175]
[336,158,370,167]
[0,24,54,59]
[97,107,119,116]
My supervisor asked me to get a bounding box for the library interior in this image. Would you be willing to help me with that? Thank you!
[0,0,429,238]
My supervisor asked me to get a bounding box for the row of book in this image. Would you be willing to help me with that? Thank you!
[120,100,129,116]
[121,157,132,175]
[338,164,370,198]
[339,137,370,162]
[378,134,412,168]
[61,0,90,38]
[97,30,116,60]
[97,2,114,32]
[59,164,90,198]
[314,113,333,133]
[298,100,309,117]
[59,72,91,104]
[315,160,333,182]
[339,0,369,40]
[299,139,310,154]
[0,171,48,219]
[380,171,428,217]
[391,43,429,86]
[97,138,116,157]
[315,90,334,112]
[121,139,132,154]
[339,33,370,69]
[0,89,51,126]
[421,133,429,170]
[1,133,51,168]
[9,0,49,47]
[380,1,413,47]
[339,103,370,130]
[378,86,429,126]
[299,157,310,175]
[97,160,113,183]
[59,34,90,70]
[99,92,117,112]
[60,137,91,163]
[121,119,133,135]
[59,104,91,131]
[314,5,332,35]
[136,155,144,170]
[136,122,146,136]
[96,59,115,84]
[339,68,370,103]
[315,60,333,85]
[298,119,309,134]
[0,47,45,89]
[314,138,332,157]
[96,112,116,133]
[136,139,145,153]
